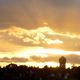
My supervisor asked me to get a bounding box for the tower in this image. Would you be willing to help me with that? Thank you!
[59,56,66,69]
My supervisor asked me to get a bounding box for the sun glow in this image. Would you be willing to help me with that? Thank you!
[16,47,80,59]
[17,48,63,58]
[0,26,80,68]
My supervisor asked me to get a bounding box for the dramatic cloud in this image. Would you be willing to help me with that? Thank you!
[0,0,80,67]
[0,26,80,51]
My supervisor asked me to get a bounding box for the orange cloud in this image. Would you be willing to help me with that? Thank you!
[0,26,80,51]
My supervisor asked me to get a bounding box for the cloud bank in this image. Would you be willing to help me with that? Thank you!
[0,26,80,51]
[0,54,80,65]
[0,57,28,63]
[30,54,80,64]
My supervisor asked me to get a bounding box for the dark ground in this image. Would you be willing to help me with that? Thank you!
[0,63,80,80]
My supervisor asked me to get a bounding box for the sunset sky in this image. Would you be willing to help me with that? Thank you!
[0,0,80,68]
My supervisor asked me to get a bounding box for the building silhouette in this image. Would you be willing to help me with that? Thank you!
[59,56,66,69]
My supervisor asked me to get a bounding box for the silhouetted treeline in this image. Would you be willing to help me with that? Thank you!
[0,63,80,80]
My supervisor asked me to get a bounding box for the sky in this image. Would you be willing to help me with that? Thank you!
[0,0,80,32]
[0,0,80,68]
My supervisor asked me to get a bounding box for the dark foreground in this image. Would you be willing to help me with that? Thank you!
[0,63,80,80]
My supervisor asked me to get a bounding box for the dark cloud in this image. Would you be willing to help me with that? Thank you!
[11,57,28,62]
[0,54,80,64]
[0,57,28,63]
[30,55,61,62]
[30,54,80,64]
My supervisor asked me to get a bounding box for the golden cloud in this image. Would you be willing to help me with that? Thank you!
[0,26,80,51]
